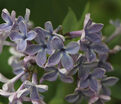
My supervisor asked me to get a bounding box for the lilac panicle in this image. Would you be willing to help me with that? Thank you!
[0,9,119,104]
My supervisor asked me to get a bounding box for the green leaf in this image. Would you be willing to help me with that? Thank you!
[111,84,121,100]
[62,8,78,33]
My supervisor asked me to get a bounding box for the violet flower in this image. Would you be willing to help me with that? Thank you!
[0,9,16,31]
[65,88,94,103]
[9,20,37,52]
[46,36,80,70]
[101,77,119,96]
[23,80,48,104]
[25,27,53,67]
[89,94,111,104]
[79,68,105,92]
[80,40,109,62]
[42,67,73,83]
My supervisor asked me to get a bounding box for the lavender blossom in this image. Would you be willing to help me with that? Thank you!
[46,36,80,70]
[9,20,37,52]
[79,68,105,92]
[42,67,73,83]
[80,40,109,62]
[25,27,53,67]
[0,9,15,31]
[24,80,48,104]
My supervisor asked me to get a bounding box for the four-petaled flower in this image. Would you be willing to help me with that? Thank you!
[9,20,37,52]
[46,36,80,70]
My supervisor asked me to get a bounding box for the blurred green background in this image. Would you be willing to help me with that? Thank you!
[0,0,121,104]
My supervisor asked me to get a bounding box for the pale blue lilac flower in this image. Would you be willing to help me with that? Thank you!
[42,67,73,83]
[80,40,109,62]
[65,13,103,42]
[25,27,53,67]
[1,71,25,92]
[44,21,65,41]
[46,36,80,70]
[101,77,118,96]
[97,53,113,72]
[79,68,105,92]
[8,47,24,65]
[65,88,94,103]
[89,94,111,104]
[0,9,16,31]
[9,20,37,52]
[23,80,48,104]
[0,82,31,104]
[81,13,103,43]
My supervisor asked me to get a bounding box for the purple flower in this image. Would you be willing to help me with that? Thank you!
[89,94,111,104]
[0,82,31,104]
[101,77,118,96]
[25,27,53,67]
[9,20,37,52]
[80,40,109,62]
[23,80,48,104]
[81,13,103,43]
[98,54,113,72]
[0,9,16,31]
[65,88,94,103]
[0,71,25,92]
[65,13,103,43]
[44,21,65,41]
[79,68,105,92]
[42,67,73,83]
[46,36,80,70]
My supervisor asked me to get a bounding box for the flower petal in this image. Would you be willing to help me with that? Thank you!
[65,93,79,103]
[52,36,64,49]
[89,78,98,92]
[88,24,104,33]
[9,31,22,41]
[47,51,62,66]
[36,49,46,67]
[0,73,9,83]
[19,21,27,35]
[36,85,48,92]
[44,21,53,33]
[86,32,101,43]
[25,8,30,22]
[66,42,80,54]
[60,74,73,83]
[91,43,109,54]
[61,53,73,70]
[17,88,29,98]
[25,44,41,55]
[79,79,89,88]
[102,77,119,86]
[2,9,12,24]
[86,49,96,62]
[42,70,58,81]
[17,40,27,52]
[92,68,105,79]
[0,89,12,97]
[84,13,92,28]
[26,30,37,41]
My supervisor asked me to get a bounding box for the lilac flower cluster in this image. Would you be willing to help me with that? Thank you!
[0,9,118,104]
